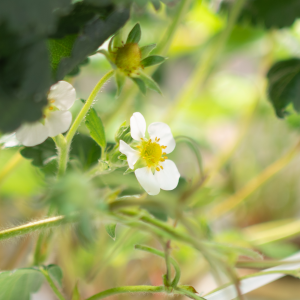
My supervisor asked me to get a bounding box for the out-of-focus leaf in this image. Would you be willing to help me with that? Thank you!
[46,264,63,287]
[140,55,166,68]
[267,58,300,118]
[0,268,44,300]
[131,77,147,95]
[105,223,117,240]
[72,283,81,300]
[126,23,141,44]
[85,108,106,149]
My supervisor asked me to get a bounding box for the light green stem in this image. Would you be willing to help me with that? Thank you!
[174,287,205,300]
[40,267,66,300]
[0,215,66,241]
[135,244,181,287]
[53,134,67,177]
[85,286,165,300]
[57,70,114,175]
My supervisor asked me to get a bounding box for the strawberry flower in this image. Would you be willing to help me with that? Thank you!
[16,81,76,147]
[119,112,180,195]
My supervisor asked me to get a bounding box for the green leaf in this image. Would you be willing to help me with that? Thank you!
[140,44,156,59]
[126,23,141,44]
[46,264,63,287]
[131,77,147,95]
[139,72,162,95]
[85,108,106,149]
[72,283,81,300]
[140,55,166,68]
[222,0,300,29]
[105,223,117,240]
[267,58,300,118]
[0,268,44,300]
[115,70,126,97]
[98,49,117,69]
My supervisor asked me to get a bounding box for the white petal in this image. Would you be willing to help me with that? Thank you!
[119,140,140,169]
[135,167,160,195]
[154,160,180,191]
[130,112,146,141]
[148,122,175,154]
[48,81,76,110]
[45,110,72,137]
[15,122,49,147]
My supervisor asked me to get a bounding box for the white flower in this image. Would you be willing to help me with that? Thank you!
[16,81,76,147]
[119,112,180,195]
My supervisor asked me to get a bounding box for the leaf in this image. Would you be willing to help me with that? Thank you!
[131,77,147,95]
[72,282,81,300]
[0,268,44,300]
[267,58,300,118]
[126,23,141,44]
[85,108,106,149]
[105,223,117,240]
[139,71,162,95]
[115,70,126,97]
[222,0,300,29]
[140,44,156,59]
[46,264,63,287]
[140,55,166,68]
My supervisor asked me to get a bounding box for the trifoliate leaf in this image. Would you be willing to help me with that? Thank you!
[0,268,44,300]
[140,55,166,68]
[267,58,300,118]
[139,72,162,95]
[115,70,126,97]
[105,223,117,240]
[131,77,147,95]
[126,23,141,44]
[85,108,106,149]
[140,44,156,59]
[98,49,117,69]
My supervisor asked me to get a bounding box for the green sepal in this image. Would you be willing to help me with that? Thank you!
[113,30,124,49]
[108,35,115,53]
[85,108,106,149]
[118,154,127,160]
[115,70,126,97]
[132,157,147,171]
[131,77,147,95]
[139,71,162,95]
[71,283,81,300]
[98,49,117,69]
[140,44,156,59]
[141,55,166,68]
[105,223,117,240]
[115,123,130,143]
[126,23,141,44]
[123,168,134,175]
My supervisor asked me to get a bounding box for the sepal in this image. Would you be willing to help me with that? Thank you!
[98,50,117,69]
[139,71,162,95]
[140,44,156,59]
[141,55,167,68]
[131,77,147,95]
[126,23,141,44]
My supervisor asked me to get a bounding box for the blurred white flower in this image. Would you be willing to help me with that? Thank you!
[119,112,180,195]
[16,81,76,147]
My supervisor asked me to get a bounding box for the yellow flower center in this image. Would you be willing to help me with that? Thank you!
[137,137,168,171]
[42,99,57,119]
[115,43,141,75]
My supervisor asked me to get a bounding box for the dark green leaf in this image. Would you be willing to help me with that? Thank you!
[267,58,300,118]
[0,268,44,300]
[151,0,162,11]
[126,23,141,44]
[139,72,162,95]
[140,55,166,68]
[105,223,117,240]
[222,0,300,29]
[115,70,126,97]
[46,265,63,287]
[86,108,106,149]
[131,77,147,95]
[140,44,156,59]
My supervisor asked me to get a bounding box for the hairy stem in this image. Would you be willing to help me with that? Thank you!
[40,267,66,300]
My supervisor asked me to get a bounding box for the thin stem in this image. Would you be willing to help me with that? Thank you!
[164,241,172,285]
[174,287,205,300]
[53,134,67,177]
[0,215,66,241]
[210,139,300,219]
[40,267,67,300]
[0,151,24,186]
[85,286,165,300]
[134,244,181,287]
[57,70,114,175]
[164,0,246,123]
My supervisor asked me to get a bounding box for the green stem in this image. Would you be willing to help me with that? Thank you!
[135,244,181,287]
[53,134,67,177]
[40,267,66,300]
[85,286,165,300]
[57,70,114,175]
[164,241,172,285]
[0,215,66,241]
[174,287,205,300]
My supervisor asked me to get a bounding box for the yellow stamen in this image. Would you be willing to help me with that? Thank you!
[156,167,160,171]
[49,106,54,110]
[160,166,163,170]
